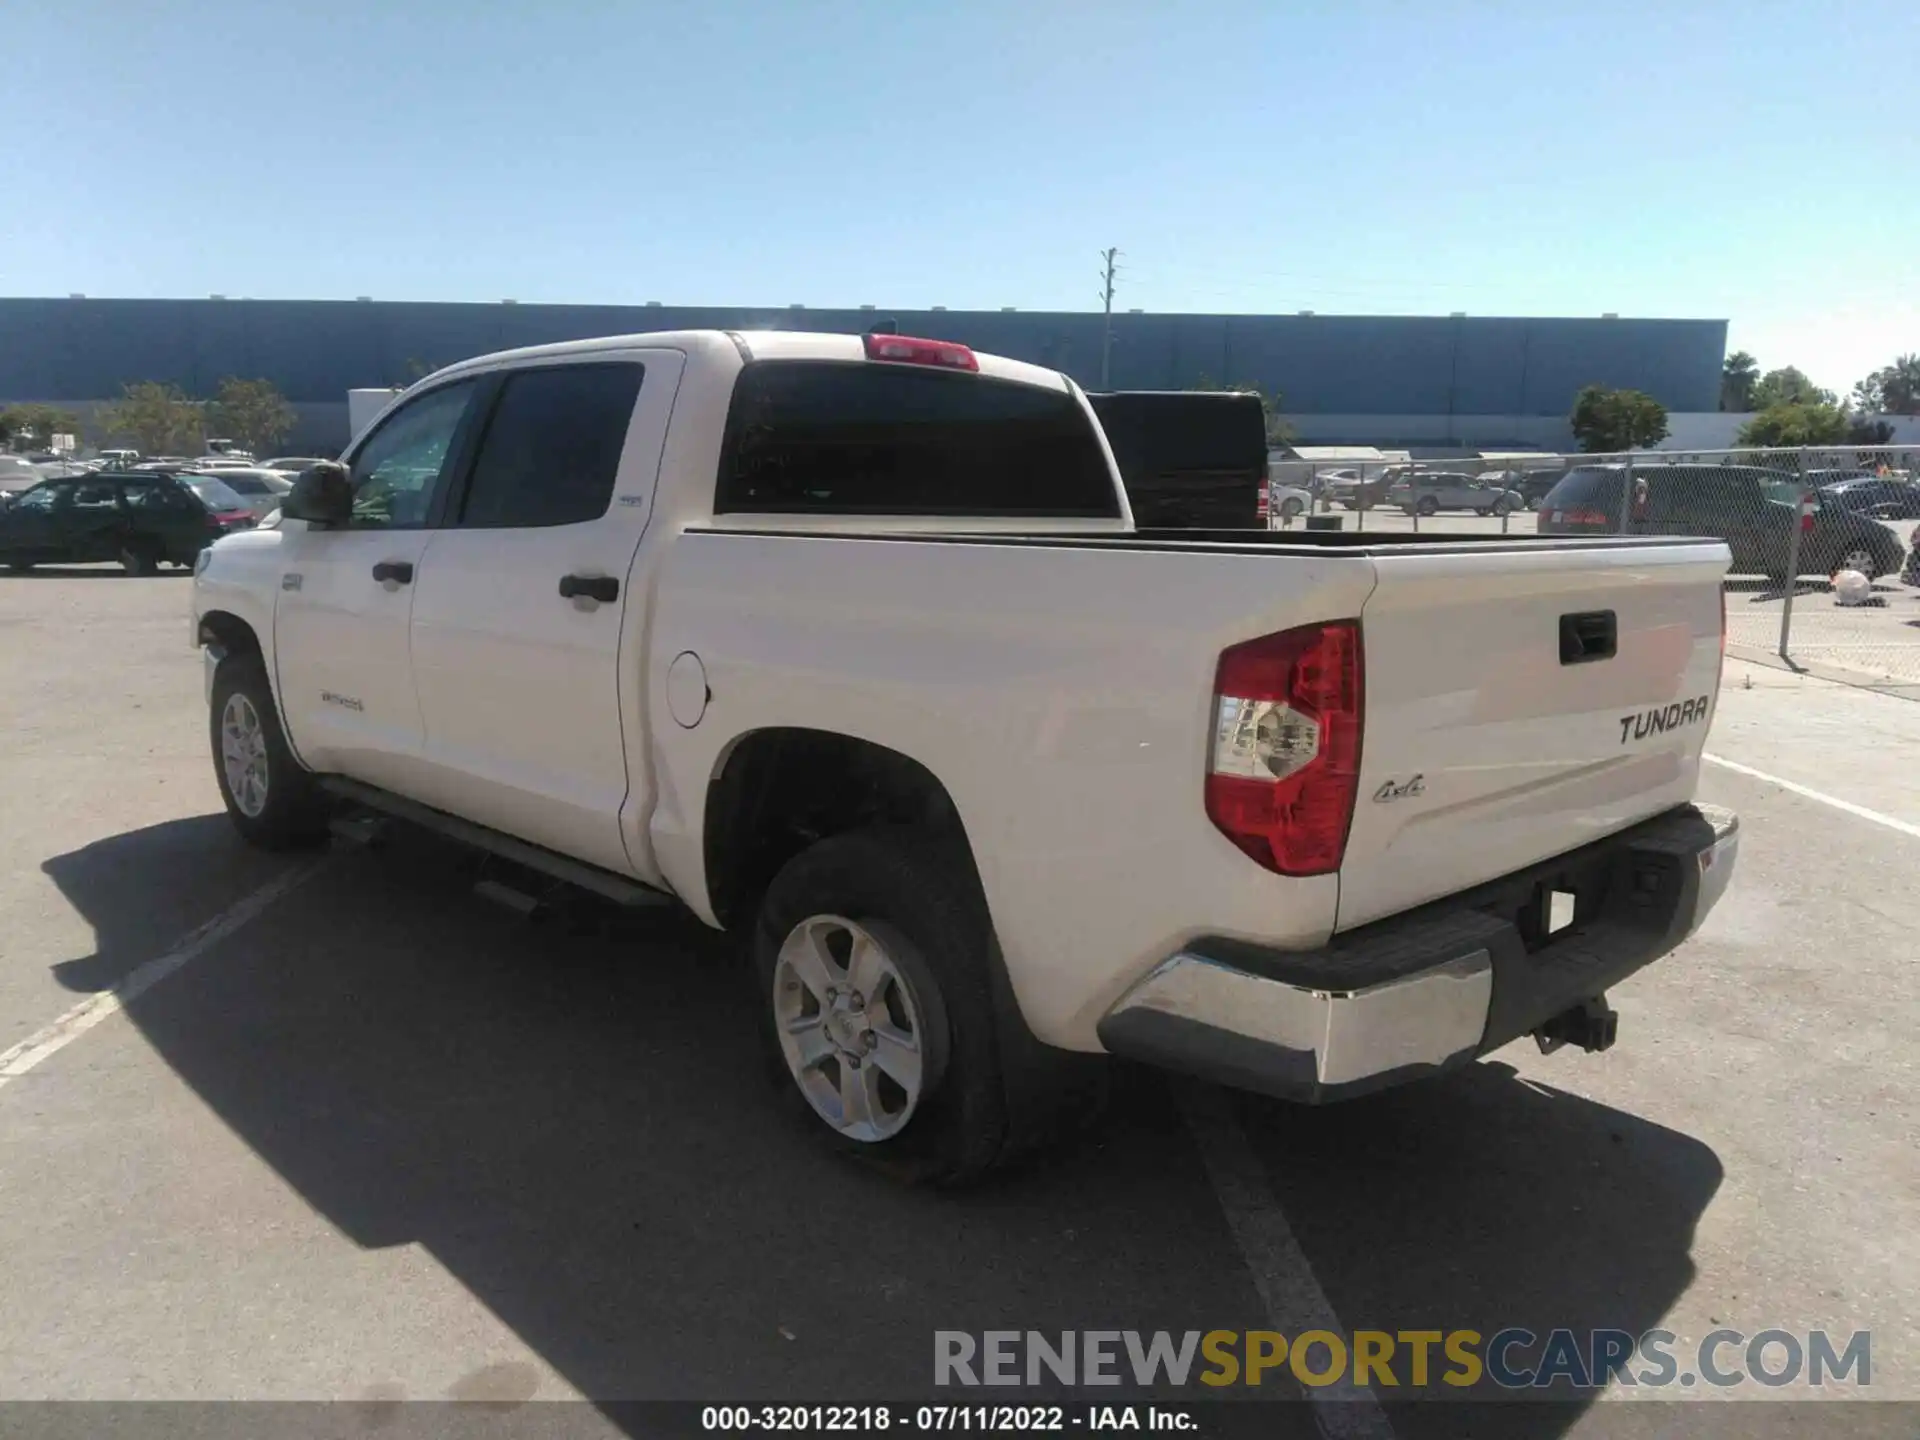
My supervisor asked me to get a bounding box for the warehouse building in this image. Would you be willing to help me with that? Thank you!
[0,296,1727,454]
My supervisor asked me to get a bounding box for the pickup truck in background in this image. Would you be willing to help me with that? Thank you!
[192,329,1740,1183]
[1086,389,1269,528]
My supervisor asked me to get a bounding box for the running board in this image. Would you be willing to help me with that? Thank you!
[318,776,675,909]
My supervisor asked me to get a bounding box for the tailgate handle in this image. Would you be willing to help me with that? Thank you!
[1560,609,1617,665]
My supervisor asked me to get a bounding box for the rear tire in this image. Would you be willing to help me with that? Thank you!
[209,654,330,850]
[753,828,1051,1185]
[1416,496,1439,517]
[1280,498,1303,520]
[1493,499,1513,517]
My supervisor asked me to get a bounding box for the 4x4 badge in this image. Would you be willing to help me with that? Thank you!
[1373,775,1425,803]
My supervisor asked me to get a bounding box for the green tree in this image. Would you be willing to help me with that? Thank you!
[1568,385,1670,452]
[1751,366,1836,409]
[1845,415,1896,445]
[208,377,297,453]
[0,403,84,450]
[1851,354,1920,416]
[97,382,204,456]
[1736,402,1849,448]
[1720,350,1759,411]
[1192,374,1297,445]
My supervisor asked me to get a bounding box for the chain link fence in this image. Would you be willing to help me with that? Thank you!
[1269,444,1920,688]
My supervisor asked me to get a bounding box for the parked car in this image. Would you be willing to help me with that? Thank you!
[1510,470,1565,509]
[1817,477,1920,521]
[1326,473,1392,510]
[1390,472,1524,516]
[0,455,43,494]
[189,327,1738,1179]
[1265,481,1314,522]
[260,456,331,474]
[95,449,141,470]
[0,471,255,574]
[186,466,292,520]
[1537,463,1905,580]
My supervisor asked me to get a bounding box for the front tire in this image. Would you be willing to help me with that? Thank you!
[753,828,1018,1184]
[209,654,329,849]
[1416,496,1439,517]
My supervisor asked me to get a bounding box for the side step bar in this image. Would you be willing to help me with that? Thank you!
[318,776,675,909]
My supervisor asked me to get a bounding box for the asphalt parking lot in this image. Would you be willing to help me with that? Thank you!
[1,568,1915,1439]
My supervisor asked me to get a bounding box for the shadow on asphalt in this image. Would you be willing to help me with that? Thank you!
[43,814,291,994]
[40,821,1721,1438]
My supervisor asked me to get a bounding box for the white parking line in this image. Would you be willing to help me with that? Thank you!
[1704,753,1920,840]
[1176,1082,1397,1440]
[0,862,322,1093]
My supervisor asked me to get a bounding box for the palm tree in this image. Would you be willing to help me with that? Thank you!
[1720,351,1759,411]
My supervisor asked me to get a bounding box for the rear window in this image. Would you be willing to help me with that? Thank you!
[1541,467,1623,509]
[184,476,246,511]
[716,361,1120,517]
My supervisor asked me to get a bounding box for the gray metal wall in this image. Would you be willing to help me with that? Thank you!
[0,297,1727,449]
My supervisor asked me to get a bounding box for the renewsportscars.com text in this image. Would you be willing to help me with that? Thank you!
[934,1329,1871,1391]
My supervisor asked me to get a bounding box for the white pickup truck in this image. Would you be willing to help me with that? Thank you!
[192,328,1739,1182]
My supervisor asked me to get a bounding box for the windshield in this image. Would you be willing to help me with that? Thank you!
[184,476,248,510]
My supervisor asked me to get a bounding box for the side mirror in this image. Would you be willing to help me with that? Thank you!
[281,462,353,527]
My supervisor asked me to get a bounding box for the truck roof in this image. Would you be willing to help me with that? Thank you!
[420,328,1072,394]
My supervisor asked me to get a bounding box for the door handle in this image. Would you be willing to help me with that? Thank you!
[1559,609,1617,665]
[558,573,619,604]
[371,560,414,585]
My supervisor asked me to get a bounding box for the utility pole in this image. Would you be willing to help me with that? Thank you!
[1098,247,1120,390]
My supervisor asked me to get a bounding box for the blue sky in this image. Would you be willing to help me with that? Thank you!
[8,0,1915,395]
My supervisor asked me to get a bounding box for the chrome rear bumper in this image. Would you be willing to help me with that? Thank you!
[1098,803,1738,1103]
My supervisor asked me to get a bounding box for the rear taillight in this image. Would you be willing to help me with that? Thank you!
[1564,506,1608,526]
[1205,621,1363,876]
[862,333,978,371]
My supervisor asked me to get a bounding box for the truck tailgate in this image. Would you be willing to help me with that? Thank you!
[1339,540,1728,931]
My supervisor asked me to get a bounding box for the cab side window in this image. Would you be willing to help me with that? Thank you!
[72,479,123,513]
[123,480,202,514]
[456,364,643,529]
[345,380,479,529]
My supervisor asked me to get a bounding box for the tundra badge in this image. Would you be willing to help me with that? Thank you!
[1618,696,1710,745]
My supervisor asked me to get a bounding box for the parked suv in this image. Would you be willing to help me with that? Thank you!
[1390,472,1524,517]
[0,472,256,574]
[1537,464,1905,580]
